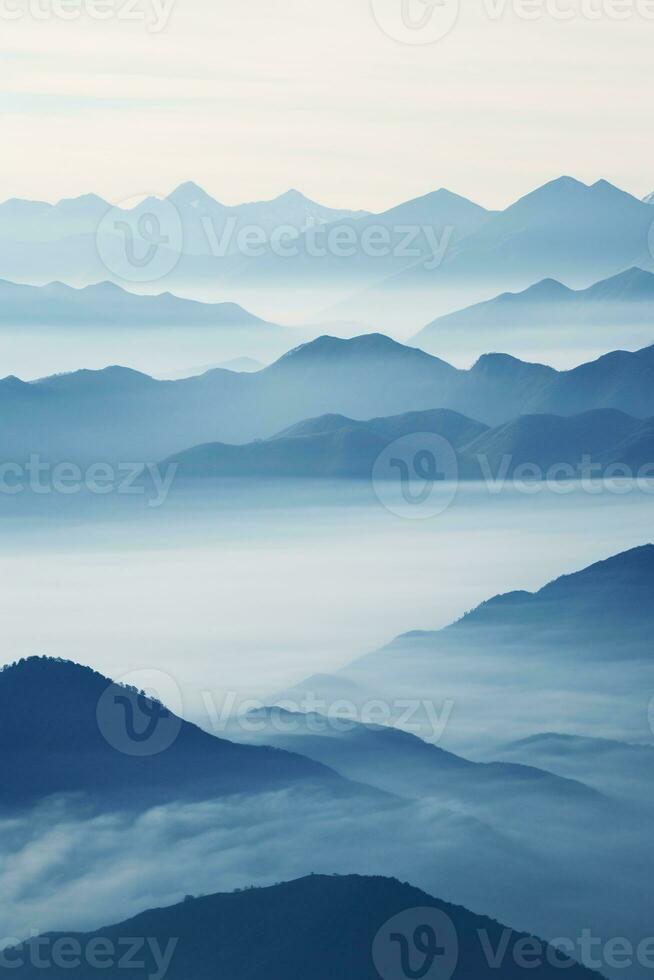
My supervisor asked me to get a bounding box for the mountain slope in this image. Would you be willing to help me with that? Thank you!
[224,187,491,288]
[166,406,654,481]
[281,546,654,750]
[228,707,599,814]
[413,267,654,359]
[394,178,654,291]
[0,185,367,249]
[5,874,603,979]
[4,335,654,461]
[166,408,488,479]
[492,733,654,807]
[0,278,291,332]
[0,657,363,811]
[336,177,654,332]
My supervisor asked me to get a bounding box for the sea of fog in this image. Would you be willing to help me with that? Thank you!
[0,479,650,730]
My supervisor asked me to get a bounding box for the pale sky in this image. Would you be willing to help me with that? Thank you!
[1,0,652,211]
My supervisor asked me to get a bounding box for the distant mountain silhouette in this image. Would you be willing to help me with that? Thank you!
[458,408,654,476]
[363,544,654,668]
[2,178,652,336]
[0,657,367,811]
[451,544,654,643]
[0,279,290,335]
[166,406,654,481]
[4,874,603,979]
[0,184,368,287]
[280,546,654,748]
[166,408,486,479]
[333,177,654,329]
[224,187,490,289]
[0,185,367,249]
[4,335,654,461]
[493,732,654,807]
[229,707,599,817]
[413,267,654,358]
[383,178,654,291]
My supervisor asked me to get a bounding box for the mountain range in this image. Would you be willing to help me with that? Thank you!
[0,657,369,812]
[0,278,290,333]
[413,267,654,360]
[324,176,654,329]
[0,184,369,290]
[4,874,603,979]
[166,406,654,481]
[277,545,654,750]
[492,732,654,808]
[0,184,368,250]
[4,334,654,462]
[2,178,652,335]
[228,706,600,828]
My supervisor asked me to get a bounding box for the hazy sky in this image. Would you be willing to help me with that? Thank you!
[1,0,652,211]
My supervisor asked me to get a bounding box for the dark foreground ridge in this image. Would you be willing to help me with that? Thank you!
[3,874,604,979]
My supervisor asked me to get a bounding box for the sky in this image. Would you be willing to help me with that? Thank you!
[0,0,652,212]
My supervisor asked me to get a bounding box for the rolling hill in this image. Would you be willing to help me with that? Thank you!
[0,657,367,811]
[166,406,654,481]
[4,874,604,979]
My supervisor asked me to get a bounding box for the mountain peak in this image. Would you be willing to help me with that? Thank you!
[458,544,654,637]
[471,352,554,380]
[14,873,606,979]
[520,277,571,299]
[275,188,311,203]
[168,181,220,207]
[52,192,109,212]
[276,333,412,363]
[584,265,654,299]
